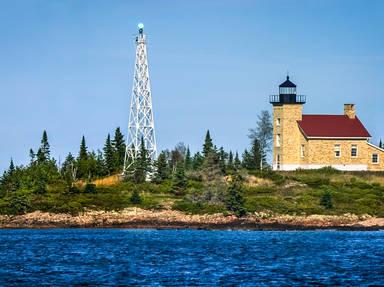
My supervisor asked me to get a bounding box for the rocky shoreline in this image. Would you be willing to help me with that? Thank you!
[0,209,383,231]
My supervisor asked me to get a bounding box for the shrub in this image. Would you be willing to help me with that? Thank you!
[84,183,97,194]
[320,191,333,209]
[130,189,142,204]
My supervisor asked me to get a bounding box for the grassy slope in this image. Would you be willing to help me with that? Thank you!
[1,170,384,216]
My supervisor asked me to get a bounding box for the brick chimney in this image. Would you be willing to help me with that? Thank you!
[344,104,356,119]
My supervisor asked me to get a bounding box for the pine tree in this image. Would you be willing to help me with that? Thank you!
[242,139,264,170]
[29,149,36,165]
[201,151,226,204]
[77,136,89,179]
[103,134,115,174]
[112,127,126,171]
[61,153,77,186]
[185,147,192,170]
[40,130,51,161]
[36,131,51,164]
[234,152,241,170]
[218,147,227,174]
[192,152,204,170]
[249,110,273,170]
[130,189,142,204]
[320,191,333,209]
[228,151,234,170]
[128,137,151,183]
[242,149,252,169]
[9,159,15,176]
[153,151,170,183]
[96,150,107,177]
[203,130,214,158]
[78,136,88,161]
[171,162,187,195]
[226,173,246,217]
[380,139,383,149]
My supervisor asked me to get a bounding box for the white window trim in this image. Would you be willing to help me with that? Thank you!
[300,144,305,158]
[351,145,358,158]
[276,118,281,127]
[372,153,379,164]
[334,144,341,158]
[276,134,281,147]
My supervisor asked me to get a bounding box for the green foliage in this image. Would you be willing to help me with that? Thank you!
[112,127,126,172]
[125,137,152,184]
[320,191,333,209]
[84,183,97,194]
[1,127,384,219]
[130,189,142,204]
[248,110,273,166]
[153,151,170,183]
[171,162,187,195]
[242,138,265,170]
[226,173,246,217]
[103,134,115,174]
[203,130,213,158]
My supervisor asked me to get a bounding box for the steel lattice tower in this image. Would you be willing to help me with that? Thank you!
[124,23,157,171]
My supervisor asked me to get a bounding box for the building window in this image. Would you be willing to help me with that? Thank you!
[372,154,379,164]
[276,134,281,147]
[276,118,281,127]
[334,145,341,157]
[351,145,358,157]
[300,145,305,157]
[277,154,280,170]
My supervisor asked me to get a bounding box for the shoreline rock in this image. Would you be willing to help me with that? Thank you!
[0,209,383,231]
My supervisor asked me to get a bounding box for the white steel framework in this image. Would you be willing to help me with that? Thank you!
[124,23,157,171]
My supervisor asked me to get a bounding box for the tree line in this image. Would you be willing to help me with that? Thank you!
[0,111,273,216]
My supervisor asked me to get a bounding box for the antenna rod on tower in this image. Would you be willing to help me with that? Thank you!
[124,23,157,173]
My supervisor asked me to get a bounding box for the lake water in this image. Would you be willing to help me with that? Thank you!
[0,229,383,286]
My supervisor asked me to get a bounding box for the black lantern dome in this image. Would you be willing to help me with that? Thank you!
[279,76,296,95]
[269,76,306,105]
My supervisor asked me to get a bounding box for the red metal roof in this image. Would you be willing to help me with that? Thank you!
[297,115,371,138]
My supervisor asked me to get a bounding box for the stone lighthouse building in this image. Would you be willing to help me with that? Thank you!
[270,76,384,171]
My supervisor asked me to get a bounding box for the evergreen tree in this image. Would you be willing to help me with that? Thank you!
[171,162,187,195]
[61,153,77,186]
[39,130,51,163]
[130,189,142,204]
[218,147,228,174]
[242,149,253,169]
[242,139,264,170]
[192,152,204,170]
[203,130,214,158]
[228,151,234,170]
[79,136,88,161]
[112,127,126,171]
[153,151,170,183]
[103,134,115,174]
[201,151,226,204]
[320,191,333,209]
[77,136,89,179]
[29,149,36,165]
[185,147,192,170]
[127,137,151,183]
[234,152,241,170]
[226,173,246,217]
[249,110,273,169]
[96,150,107,177]
[380,139,383,149]
[9,159,15,176]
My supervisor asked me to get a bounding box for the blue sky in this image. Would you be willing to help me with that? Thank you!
[1,0,383,172]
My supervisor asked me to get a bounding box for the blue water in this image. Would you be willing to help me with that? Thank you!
[0,229,383,286]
